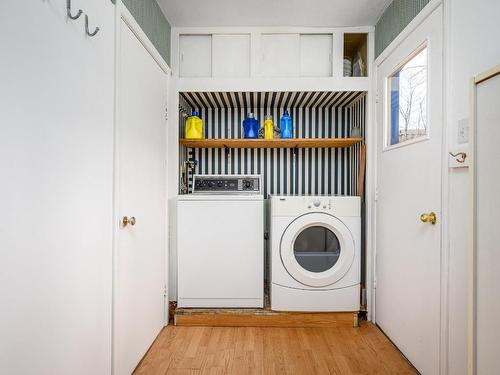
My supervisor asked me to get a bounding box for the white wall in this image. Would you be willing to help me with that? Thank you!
[446,0,500,374]
[0,1,115,374]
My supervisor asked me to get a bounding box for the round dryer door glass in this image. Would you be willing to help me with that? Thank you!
[293,226,340,273]
[280,212,355,287]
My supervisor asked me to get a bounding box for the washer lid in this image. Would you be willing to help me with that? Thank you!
[280,212,355,287]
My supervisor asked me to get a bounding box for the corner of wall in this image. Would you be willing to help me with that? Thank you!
[374,0,431,57]
[121,0,171,65]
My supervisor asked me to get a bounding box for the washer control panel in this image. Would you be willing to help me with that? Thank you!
[193,175,261,194]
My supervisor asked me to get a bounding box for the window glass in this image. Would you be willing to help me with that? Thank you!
[387,46,428,146]
[293,226,340,273]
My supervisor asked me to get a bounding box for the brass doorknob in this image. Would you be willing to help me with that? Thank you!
[420,212,437,225]
[122,216,136,227]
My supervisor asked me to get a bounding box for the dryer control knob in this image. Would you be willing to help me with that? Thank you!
[313,199,321,207]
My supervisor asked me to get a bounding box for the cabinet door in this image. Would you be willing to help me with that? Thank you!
[179,35,212,77]
[0,0,114,374]
[260,33,300,77]
[212,34,250,77]
[300,34,333,77]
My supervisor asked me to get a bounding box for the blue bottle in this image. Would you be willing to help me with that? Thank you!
[243,113,259,139]
[280,110,293,139]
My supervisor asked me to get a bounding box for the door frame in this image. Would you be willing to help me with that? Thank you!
[112,0,171,370]
[467,64,500,375]
[370,0,449,373]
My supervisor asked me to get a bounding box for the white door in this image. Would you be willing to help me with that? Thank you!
[114,12,169,375]
[471,68,500,375]
[375,6,443,374]
[0,1,114,374]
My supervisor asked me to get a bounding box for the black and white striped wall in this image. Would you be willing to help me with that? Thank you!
[179,91,366,197]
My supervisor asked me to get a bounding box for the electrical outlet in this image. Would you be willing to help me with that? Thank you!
[458,118,469,144]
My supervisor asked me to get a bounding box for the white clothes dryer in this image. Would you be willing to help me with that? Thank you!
[270,195,361,312]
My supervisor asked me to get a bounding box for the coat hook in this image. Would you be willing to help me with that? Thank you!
[66,0,82,20]
[449,151,467,163]
[85,15,100,37]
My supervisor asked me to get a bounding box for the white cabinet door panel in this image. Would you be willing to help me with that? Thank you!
[300,34,332,77]
[179,35,212,77]
[260,34,300,77]
[212,34,250,77]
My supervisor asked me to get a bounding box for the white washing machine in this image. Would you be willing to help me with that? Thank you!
[270,195,360,312]
[177,175,263,308]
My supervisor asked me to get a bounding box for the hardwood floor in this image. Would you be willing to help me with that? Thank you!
[134,323,417,375]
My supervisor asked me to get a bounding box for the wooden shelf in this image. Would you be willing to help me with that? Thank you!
[179,138,363,149]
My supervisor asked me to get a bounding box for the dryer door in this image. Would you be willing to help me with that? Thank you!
[280,213,355,287]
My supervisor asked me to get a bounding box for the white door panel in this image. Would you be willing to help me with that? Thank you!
[114,17,168,375]
[474,71,500,375]
[375,6,443,375]
[0,1,114,374]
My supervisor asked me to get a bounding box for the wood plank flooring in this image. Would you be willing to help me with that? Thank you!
[134,323,417,375]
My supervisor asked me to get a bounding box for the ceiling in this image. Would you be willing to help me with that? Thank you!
[157,0,391,27]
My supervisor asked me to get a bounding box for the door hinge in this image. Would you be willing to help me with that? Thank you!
[165,106,168,120]
[163,284,167,297]
[374,187,379,202]
[373,278,377,290]
[375,90,380,104]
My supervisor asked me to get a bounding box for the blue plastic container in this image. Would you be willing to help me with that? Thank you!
[280,110,293,139]
[243,113,259,139]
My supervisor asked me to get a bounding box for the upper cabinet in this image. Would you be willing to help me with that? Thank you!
[212,34,251,78]
[260,33,333,78]
[174,28,372,82]
[260,33,300,77]
[300,34,333,77]
[179,35,212,77]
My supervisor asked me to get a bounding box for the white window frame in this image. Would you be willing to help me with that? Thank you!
[383,41,430,152]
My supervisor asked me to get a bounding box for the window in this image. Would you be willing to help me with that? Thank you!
[293,226,340,273]
[387,46,428,146]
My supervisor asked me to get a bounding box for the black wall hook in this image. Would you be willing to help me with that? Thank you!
[66,0,82,20]
[85,15,100,37]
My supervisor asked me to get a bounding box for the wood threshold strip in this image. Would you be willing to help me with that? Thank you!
[174,310,359,328]
[179,138,363,149]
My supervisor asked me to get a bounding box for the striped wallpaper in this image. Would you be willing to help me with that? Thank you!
[179,91,366,197]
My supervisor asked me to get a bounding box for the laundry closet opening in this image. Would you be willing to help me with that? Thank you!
[174,90,368,314]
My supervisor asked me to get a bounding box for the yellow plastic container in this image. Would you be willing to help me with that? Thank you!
[185,111,203,139]
[264,115,274,140]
